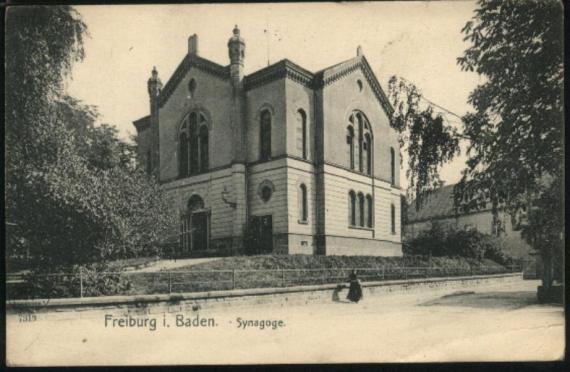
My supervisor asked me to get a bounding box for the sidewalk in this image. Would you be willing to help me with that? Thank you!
[129,257,221,272]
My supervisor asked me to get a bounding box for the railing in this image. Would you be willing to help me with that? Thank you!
[6,264,522,300]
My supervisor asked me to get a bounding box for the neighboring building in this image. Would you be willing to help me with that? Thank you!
[404,184,532,258]
[134,27,402,257]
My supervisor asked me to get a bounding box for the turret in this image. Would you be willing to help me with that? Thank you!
[147,66,162,108]
[146,66,162,179]
[228,25,245,87]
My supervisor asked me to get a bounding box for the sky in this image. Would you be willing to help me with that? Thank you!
[67,1,482,189]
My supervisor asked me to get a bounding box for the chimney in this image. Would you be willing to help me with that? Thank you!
[188,34,199,55]
[357,45,363,57]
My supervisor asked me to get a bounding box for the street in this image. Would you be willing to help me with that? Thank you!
[6,278,564,365]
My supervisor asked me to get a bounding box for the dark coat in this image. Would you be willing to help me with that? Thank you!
[346,274,363,302]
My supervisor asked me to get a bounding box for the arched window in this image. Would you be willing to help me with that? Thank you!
[188,78,197,99]
[358,192,365,227]
[391,203,396,234]
[260,110,272,161]
[297,109,308,159]
[349,191,356,226]
[357,114,364,172]
[346,126,355,169]
[199,125,209,172]
[298,184,308,222]
[188,194,205,212]
[179,112,209,177]
[189,113,199,175]
[347,111,372,174]
[366,194,373,228]
[364,133,372,175]
[179,132,188,177]
[390,147,396,185]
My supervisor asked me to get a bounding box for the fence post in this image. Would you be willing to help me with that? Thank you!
[382,266,385,280]
[79,268,84,298]
[404,266,407,280]
[232,269,236,290]
[168,272,172,294]
[281,268,285,287]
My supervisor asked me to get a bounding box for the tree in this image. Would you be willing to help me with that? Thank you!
[6,6,87,262]
[456,0,563,295]
[6,6,176,270]
[388,77,460,208]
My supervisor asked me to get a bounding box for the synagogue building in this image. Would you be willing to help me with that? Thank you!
[134,26,402,256]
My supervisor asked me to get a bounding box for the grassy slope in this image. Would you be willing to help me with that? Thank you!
[172,255,506,272]
[120,255,510,296]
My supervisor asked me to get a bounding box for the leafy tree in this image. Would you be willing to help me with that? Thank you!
[6,6,87,263]
[388,77,460,208]
[456,0,564,293]
[6,6,176,271]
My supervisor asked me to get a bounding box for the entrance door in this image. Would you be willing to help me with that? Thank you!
[192,211,208,251]
[249,215,273,254]
[180,215,192,254]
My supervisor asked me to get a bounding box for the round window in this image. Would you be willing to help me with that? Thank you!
[260,186,272,202]
[257,180,275,203]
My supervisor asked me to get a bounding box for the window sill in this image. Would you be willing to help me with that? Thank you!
[348,167,372,177]
[348,225,374,231]
[177,170,210,180]
[298,219,308,225]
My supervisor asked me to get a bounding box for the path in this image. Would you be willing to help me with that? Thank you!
[131,257,221,272]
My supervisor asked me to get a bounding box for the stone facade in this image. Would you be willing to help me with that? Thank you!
[134,27,402,257]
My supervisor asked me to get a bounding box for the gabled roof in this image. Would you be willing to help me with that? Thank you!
[243,59,314,91]
[407,184,493,223]
[155,51,393,117]
[315,55,393,117]
[158,54,230,108]
[243,55,393,117]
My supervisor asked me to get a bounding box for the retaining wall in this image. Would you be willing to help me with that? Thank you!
[6,273,522,317]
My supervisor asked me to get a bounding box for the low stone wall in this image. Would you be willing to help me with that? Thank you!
[6,273,521,316]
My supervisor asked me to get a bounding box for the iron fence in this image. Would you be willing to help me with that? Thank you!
[6,264,522,300]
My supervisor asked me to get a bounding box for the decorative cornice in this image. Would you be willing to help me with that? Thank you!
[244,59,315,91]
[243,56,393,117]
[318,57,361,86]
[359,56,394,117]
[158,54,230,108]
[315,56,394,117]
[155,52,393,117]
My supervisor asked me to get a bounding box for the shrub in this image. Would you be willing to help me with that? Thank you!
[403,223,512,265]
[15,264,132,299]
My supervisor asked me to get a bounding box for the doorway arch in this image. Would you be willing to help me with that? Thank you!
[180,195,209,254]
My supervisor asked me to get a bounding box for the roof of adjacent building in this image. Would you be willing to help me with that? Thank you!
[407,184,496,223]
[407,185,457,223]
